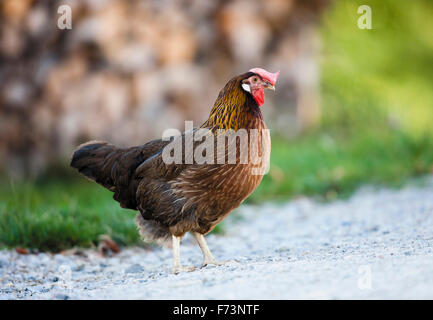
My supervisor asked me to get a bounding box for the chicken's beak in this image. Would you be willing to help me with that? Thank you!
[265,82,276,91]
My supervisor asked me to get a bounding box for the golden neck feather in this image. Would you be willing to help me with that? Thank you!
[201,77,262,131]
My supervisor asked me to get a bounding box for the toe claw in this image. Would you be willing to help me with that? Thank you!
[201,259,234,268]
[172,265,196,274]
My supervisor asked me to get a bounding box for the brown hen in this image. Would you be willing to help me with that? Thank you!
[70,68,279,273]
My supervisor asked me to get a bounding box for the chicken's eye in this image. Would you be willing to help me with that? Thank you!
[253,78,257,82]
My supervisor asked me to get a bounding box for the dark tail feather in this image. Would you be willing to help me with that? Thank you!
[70,141,118,190]
[71,138,168,210]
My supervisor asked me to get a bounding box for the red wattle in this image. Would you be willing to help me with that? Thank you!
[252,88,265,107]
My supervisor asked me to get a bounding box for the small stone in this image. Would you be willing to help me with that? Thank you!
[124,264,144,274]
[368,226,379,232]
[73,264,85,272]
[54,294,70,300]
[34,285,49,293]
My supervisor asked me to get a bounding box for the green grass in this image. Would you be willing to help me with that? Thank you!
[0,180,140,252]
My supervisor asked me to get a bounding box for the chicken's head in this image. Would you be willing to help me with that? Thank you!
[241,68,280,107]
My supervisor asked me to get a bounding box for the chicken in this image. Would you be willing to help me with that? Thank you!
[70,67,279,273]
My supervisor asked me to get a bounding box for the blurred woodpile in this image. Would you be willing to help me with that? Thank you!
[0,0,329,177]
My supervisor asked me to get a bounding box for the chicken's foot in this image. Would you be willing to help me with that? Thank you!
[192,232,227,267]
[172,235,196,274]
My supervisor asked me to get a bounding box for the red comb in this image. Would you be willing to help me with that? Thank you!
[249,68,280,86]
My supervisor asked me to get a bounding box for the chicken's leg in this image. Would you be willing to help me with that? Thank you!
[172,235,196,274]
[192,232,225,267]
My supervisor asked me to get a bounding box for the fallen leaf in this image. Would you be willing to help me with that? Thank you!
[15,247,28,255]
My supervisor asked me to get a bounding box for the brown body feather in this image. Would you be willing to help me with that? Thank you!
[70,72,270,245]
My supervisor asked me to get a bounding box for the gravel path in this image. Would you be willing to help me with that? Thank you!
[1,182,433,299]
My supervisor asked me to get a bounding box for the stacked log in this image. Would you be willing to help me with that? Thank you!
[0,0,329,177]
